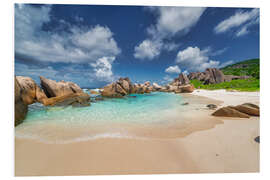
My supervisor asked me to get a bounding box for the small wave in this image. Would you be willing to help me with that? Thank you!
[15,132,148,144]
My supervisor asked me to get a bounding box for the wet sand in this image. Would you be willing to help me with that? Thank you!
[15,90,260,176]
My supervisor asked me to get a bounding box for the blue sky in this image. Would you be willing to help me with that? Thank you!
[15,4,259,88]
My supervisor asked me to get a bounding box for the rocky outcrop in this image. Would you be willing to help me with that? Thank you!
[132,83,150,94]
[188,68,251,84]
[212,106,250,118]
[102,75,195,96]
[212,103,259,118]
[188,72,206,81]
[166,85,178,92]
[16,76,36,104]
[16,76,90,107]
[15,76,90,126]
[35,86,47,103]
[101,78,154,97]
[117,77,132,94]
[153,82,162,91]
[16,76,47,104]
[224,75,251,82]
[179,84,195,93]
[15,78,28,126]
[204,68,225,84]
[171,73,190,86]
[254,136,260,143]
[242,103,259,109]
[101,82,127,98]
[230,104,259,116]
[40,76,83,98]
[207,104,218,110]
[165,73,195,93]
[42,92,90,107]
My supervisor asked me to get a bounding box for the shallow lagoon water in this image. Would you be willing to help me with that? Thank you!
[24,92,183,125]
[15,92,213,143]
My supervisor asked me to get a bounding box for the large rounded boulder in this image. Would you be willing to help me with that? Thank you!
[212,106,250,118]
[101,83,124,98]
[179,84,195,93]
[15,78,28,126]
[101,77,140,97]
[40,76,83,98]
[230,104,259,116]
[16,76,47,104]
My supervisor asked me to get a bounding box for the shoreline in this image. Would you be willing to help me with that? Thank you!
[15,89,260,176]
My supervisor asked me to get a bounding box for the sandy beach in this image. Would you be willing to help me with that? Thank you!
[15,90,260,176]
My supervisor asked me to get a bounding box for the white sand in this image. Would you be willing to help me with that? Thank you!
[191,89,260,106]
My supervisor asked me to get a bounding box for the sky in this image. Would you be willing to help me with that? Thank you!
[14,4,260,88]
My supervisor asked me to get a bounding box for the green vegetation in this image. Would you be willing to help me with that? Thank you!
[221,58,260,79]
[190,58,260,91]
[190,78,260,92]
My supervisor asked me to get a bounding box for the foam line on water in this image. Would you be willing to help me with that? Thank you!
[15,132,150,144]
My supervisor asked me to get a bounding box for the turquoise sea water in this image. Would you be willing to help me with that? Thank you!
[25,92,183,125]
[15,92,190,143]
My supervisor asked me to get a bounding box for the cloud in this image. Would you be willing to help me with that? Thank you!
[165,65,181,74]
[15,4,121,64]
[15,63,58,80]
[214,8,259,36]
[134,39,162,60]
[204,47,228,56]
[236,26,248,37]
[175,46,233,72]
[163,42,180,51]
[15,4,121,85]
[134,7,206,60]
[147,7,206,39]
[90,56,116,82]
[219,60,234,68]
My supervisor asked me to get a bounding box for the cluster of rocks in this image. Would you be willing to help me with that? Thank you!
[162,73,194,93]
[212,103,259,118]
[101,78,157,98]
[15,76,90,126]
[101,74,195,98]
[188,68,251,85]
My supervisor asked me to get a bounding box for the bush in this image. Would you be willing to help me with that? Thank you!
[221,58,260,79]
[190,78,259,92]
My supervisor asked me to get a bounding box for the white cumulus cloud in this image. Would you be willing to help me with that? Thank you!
[15,4,121,64]
[90,56,116,82]
[134,39,162,60]
[134,7,206,60]
[15,4,121,84]
[214,8,259,36]
[165,65,181,74]
[148,7,206,39]
[175,46,233,72]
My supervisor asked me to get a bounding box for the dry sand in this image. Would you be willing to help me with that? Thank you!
[15,90,260,176]
[191,89,260,106]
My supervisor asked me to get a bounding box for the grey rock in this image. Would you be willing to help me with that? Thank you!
[207,104,218,109]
